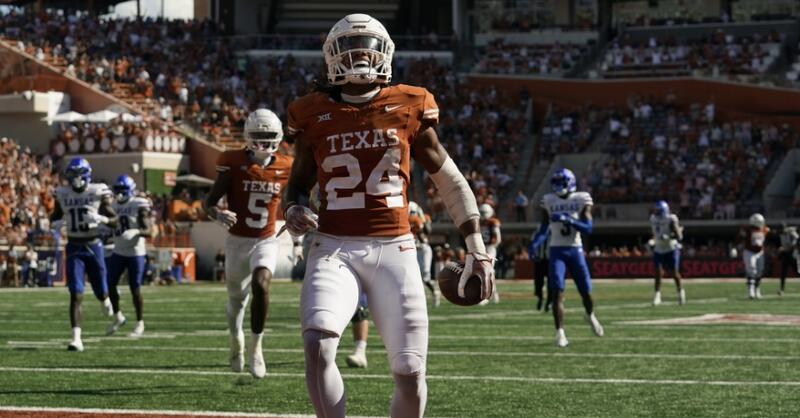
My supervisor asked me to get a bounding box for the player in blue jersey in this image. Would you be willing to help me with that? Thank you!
[50,157,118,351]
[649,200,685,306]
[106,175,154,337]
[530,168,603,347]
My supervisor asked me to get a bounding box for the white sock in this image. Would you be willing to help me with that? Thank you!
[102,298,112,309]
[354,339,367,355]
[135,320,144,328]
[252,332,263,348]
[72,327,81,341]
[115,311,125,321]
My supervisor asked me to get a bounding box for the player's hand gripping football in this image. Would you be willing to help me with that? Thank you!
[458,251,495,300]
[282,205,318,237]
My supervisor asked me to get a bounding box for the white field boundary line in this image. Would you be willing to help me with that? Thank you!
[0,406,380,418]
[3,331,800,343]
[4,343,800,361]
[1,366,799,387]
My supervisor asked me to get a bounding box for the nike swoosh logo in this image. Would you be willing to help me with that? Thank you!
[385,105,402,112]
[399,245,415,252]
[275,170,283,175]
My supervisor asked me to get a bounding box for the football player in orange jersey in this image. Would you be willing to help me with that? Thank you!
[479,203,501,304]
[281,13,495,417]
[739,213,770,299]
[203,109,295,379]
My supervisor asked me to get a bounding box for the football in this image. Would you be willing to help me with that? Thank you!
[437,261,484,306]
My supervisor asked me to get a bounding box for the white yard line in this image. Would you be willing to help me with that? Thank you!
[3,331,799,342]
[4,343,800,361]
[1,366,798,387]
[0,406,379,418]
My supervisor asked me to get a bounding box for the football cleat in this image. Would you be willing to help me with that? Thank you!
[248,337,266,379]
[346,351,368,368]
[652,291,662,306]
[585,313,604,337]
[433,289,441,308]
[229,331,245,373]
[106,313,127,336]
[67,339,84,352]
[778,290,784,297]
[678,289,686,305]
[555,329,569,348]
[128,321,145,337]
[536,297,543,311]
[755,287,762,299]
[748,285,756,300]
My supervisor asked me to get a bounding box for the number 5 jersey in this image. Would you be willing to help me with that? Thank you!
[216,150,293,238]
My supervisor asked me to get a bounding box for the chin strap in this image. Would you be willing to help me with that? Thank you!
[340,87,380,103]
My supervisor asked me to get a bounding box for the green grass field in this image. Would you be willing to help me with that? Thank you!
[1,279,799,417]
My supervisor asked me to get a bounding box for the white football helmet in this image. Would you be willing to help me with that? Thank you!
[749,213,765,228]
[244,109,283,160]
[323,13,395,85]
[479,204,494,220]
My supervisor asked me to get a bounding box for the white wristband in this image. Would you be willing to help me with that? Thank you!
[465,233,485,254]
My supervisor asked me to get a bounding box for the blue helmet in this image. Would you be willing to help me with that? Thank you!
[65,157,92,190]
[551,168,576,197]
[113,174,137,202]
[654,200,669,217]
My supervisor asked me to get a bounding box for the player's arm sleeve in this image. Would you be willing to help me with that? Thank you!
[410,89,440,144]
[671,217,683,241]
[567,197,593,234]
[137,201,154,238]
[50,198,64,222]
[205,154,232,219]
[286,101,304,139]
[99,194,118,228]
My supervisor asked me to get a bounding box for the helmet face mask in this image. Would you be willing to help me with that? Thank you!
[551,168,576,198]
[113,175,136,203]
[65,158,91,191]
[654,200,669,217]
[244,109,283,160]
[324,14,395,86]
[479,204,494,220]
[749,213,765,228]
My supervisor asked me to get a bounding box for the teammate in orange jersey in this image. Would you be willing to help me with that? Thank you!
[739,213,770,299]
[203,109,294,379]
[281,13,495,417]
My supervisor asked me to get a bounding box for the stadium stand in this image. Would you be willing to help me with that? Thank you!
[583,94,798,219]
[599,29,785,79]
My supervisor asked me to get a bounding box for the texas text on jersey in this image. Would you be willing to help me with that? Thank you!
[287,84,438,236]
[216,150,293,238]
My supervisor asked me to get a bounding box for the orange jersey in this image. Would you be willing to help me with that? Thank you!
[740,225,769,253]
[216,150,293,238]
[287,84,439,237]
[481,217,502,245]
